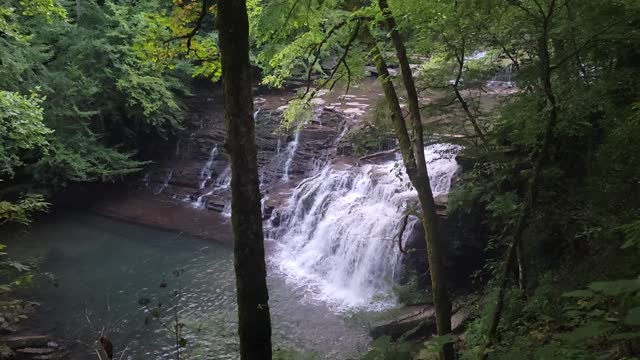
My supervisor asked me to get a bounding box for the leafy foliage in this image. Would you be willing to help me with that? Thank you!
[1,0,639,359]
[349,98,396,156]
[0,194,49,226]
[0,90,51,179]
[360,336,412,360]
[0,0,195,227]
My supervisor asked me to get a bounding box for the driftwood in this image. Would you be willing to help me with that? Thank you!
[359,148,399,161]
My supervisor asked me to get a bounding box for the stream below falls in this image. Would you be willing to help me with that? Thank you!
[5,214,371,359]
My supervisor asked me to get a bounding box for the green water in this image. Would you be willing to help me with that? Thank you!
[4,213,370,359]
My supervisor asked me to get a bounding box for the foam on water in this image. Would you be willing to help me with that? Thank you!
[271,143,462,311]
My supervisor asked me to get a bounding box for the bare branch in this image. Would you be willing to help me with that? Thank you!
[359,148,399,162]
[506,0,537,20]
[440,33,487,144]
[302,18,353,97]
[396,213,411,254]
[164,0,210,53]
[342,57,352,95]
[550,20,622,72]
[269,0,303,41]
[302,19,362,99]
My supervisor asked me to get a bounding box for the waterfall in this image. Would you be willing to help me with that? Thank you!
[198,145,218,189]
[143,172,151,187]
[215,166,232,190]
[271,144,462,310]
[282,129,301,182]
[155,169,174,195]
[194,165,232,210]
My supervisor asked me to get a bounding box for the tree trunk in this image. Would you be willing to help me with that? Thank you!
[450,43,487,145]
[516,240,526,290]
[374,2,455,358]
[483,2,559,357]
[217,1,273,359]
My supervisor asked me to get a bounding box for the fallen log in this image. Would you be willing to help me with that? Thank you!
[359,148,399,162]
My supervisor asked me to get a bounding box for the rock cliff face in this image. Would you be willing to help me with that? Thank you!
[401,205,488,288]
[138,79,486,301]
[141,84,353,212]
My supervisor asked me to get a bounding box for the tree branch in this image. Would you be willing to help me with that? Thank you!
[164,0,210,53]
[394,208,421,254]
[302,19,362,99]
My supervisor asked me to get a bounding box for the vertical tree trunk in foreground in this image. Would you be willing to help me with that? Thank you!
[367,2,454,355]
[376,2,454,360]
[217,1,273,359]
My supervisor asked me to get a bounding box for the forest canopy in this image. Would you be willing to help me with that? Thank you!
[1,0,639,359]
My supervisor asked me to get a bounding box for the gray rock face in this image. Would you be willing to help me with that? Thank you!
[138,81,487,304]
[141,85,351,210]
[401,204,488,288]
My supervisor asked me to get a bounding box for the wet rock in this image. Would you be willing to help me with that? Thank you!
[262,204,274,220]
[16,347,55,355]
[401,202,488,288]
[433,193,448,208]
[140,85,351,204]
[270,210,282,228]
[1,335,50,349]
[0,326,17,335]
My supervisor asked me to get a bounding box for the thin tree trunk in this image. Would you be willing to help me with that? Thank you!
[217,1,272,359]
[375,1,454,358]
[449,41,487,145]
[516,240,526,290]
[366,33,417,178]
[483,2,558,357]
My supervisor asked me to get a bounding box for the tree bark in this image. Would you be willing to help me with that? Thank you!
[374,2,455,358]
[217,1,273,359]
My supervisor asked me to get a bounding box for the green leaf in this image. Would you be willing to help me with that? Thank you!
[588,279,640,296]
[610,332,640,341]
[178,337,187,347]
[559,321,614,343]
[624,307,640,326]
[562,289,595,298]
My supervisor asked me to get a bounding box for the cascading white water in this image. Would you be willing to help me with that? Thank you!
[271,143,462,310]
[193,164,232,209]
[198,145,218,189]
[282,129,301,181]
[155,169,174,195]
[143,172,151,187]
[215,165,232,190]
